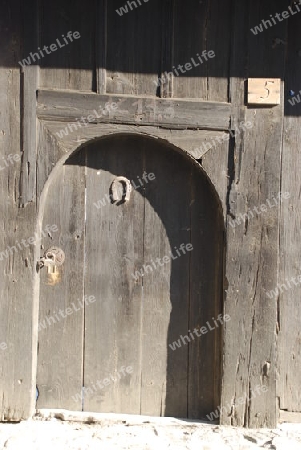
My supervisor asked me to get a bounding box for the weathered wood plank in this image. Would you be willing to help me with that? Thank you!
[278,9,301,413]
[39,0,95,91]
[219,0,286,429]
[188,164,224,419]
[191,145,227,414]
[20,0,39,205]
[201,137,229,220]
[37,90,231,130]
[279,411,301,423]
[84,137,144,414]
[142,142,190,417]
[172,0,208,100]
[106,0,162,96]
[21,66,38,206]
[160,0,174,98]
[207,0,231,102]
[43,120,228,159]
[96,0,107,94]
[36,150,86,410]
[36,121,66,200]
[0,0,37,422]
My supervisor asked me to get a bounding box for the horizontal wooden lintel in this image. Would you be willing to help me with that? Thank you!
[37,90,231,131]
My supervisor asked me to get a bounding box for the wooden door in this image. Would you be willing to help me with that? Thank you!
[36,134,223,419]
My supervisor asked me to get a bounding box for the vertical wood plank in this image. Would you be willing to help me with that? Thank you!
[84,136,144,413]
[141,143,191,417]
[96,0,107,94]
[20,0,39,206]
[106,0,162,96]
[160,0,174,98]
[0,0,37,421]
[36,151,86,409]
[278,9,301,412]
[172,0,208,99]
[173,0,231,101]
[219,0,286,428]
[206,0,231,102]
[39,0,95,91]
[188,166,224,419]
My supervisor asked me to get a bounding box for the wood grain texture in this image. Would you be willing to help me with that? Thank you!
[83,138,144,414]
[278,9,301,412]
[279,411,301,423]
[160,0,174,98]
[106,0,162,96]
[172,0,208,100]
[219,0,287,428]
[37,90,231,130]
[21,66,38,206]
[20,0,39,206]
[83,136,220,416]
[172,0,231,102]
[39,0,95,91]
[141,141,190,417]
[201,138,229,221]
[43,120,227,160]
[36,150,86,410]
[96,0,107,94]
[188,164,224,419]
[206,0,231,102]
[0,0,37,421]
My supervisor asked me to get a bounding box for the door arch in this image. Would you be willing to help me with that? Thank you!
[36,133,224,420]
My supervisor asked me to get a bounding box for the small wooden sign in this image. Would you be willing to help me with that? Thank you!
[248,78,281,105]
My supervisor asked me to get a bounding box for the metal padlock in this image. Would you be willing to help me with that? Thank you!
[38,247,65,270]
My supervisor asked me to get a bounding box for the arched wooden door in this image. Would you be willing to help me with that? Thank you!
[36,134,224,419]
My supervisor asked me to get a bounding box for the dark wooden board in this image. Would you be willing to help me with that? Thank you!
[106,0,162,96]
[39,0,95,91]
[206,0,231,102]
[173,0,231,102]
[173,0,208,100]
[83,137,144,413]
[96,0,107,94]
[188,163,224,419]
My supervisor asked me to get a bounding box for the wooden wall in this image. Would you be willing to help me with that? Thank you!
[0,0,300,427]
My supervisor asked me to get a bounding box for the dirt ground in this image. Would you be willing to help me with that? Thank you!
[0,411,301,449]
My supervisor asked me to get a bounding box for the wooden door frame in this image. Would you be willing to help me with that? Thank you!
[32,98,228,419]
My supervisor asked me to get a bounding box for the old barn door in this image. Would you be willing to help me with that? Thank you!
[37,134,223,419]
